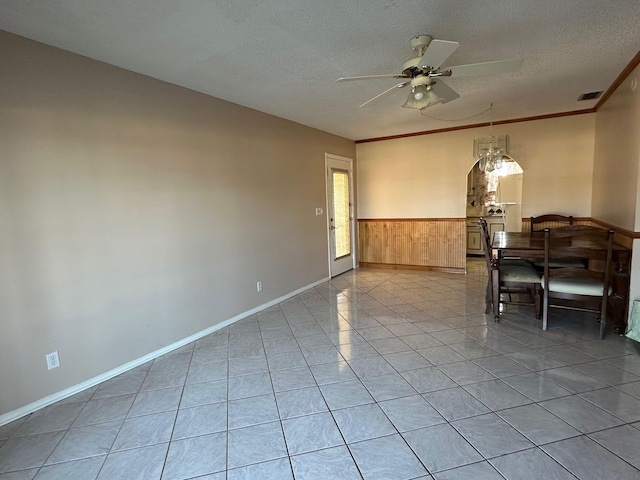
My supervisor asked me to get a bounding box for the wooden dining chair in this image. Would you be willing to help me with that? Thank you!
[530,214,574,232]
[531,221,587,270]
[544,224,602,238]
[479,218,541,320]
[540,227,615,338]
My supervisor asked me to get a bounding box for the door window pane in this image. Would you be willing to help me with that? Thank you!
[332,170,351,259]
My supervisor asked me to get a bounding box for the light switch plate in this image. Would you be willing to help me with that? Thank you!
[315,207,324,216]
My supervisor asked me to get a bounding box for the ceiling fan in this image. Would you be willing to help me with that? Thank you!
[336,34,523,109]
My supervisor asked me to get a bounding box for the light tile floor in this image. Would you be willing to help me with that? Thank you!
[2,260,640,479]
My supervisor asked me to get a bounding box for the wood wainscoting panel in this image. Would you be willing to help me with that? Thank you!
[358,219,466,272]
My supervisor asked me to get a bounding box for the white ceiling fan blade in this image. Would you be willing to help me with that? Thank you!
[336,74,402,82]
[430,80,460,104]
[419,39,459,69]
[359,82,409,108]
[447,58,524,77]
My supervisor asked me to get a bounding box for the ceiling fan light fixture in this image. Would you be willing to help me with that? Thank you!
[402,85,443,109]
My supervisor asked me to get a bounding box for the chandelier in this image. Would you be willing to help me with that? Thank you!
[473,104,509,172]
[473,134,509,172]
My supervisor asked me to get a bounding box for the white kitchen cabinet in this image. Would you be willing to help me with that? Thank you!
[467,228,482,253]
[466,217,504,255]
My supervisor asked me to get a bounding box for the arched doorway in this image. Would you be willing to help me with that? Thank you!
[466,156,524,257]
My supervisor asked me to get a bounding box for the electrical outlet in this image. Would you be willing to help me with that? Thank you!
[256,281,262,292]
[315,207,324,216]
[46,351,60,370]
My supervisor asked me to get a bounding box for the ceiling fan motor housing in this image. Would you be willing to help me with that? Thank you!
[410,75,432,87]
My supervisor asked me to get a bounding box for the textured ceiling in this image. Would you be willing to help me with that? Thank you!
[1,0,639,140]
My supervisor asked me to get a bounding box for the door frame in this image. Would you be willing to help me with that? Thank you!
[325,153,356,277]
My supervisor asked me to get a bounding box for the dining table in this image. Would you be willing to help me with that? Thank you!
[490,230,631,333]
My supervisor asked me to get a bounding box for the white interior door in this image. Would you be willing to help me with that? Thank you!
[326,154,355,277]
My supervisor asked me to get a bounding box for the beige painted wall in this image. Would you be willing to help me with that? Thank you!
[593,62,640,315]
[356,114,596,219]
[0,32,355,416]
[592,64,640,231]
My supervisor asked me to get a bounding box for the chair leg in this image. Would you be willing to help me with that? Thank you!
[542,289,548,331]
[491,268,501,322]
[485,279,492,315]
[534,285,542,320]
[599,296,608,340]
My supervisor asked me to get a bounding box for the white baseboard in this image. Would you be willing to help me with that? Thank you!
[0,276,330,427]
